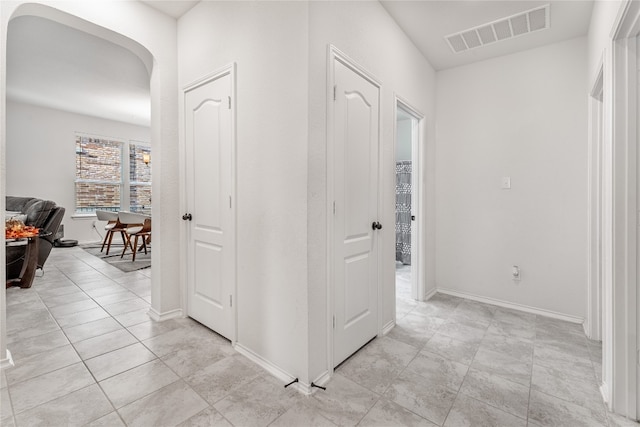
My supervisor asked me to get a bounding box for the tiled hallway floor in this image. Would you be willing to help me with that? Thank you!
[395,262,411,300]
[1,246,638,426]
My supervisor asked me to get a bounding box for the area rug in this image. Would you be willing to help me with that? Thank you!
[81,244,151,272]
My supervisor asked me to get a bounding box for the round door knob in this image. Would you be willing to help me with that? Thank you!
[371,221,382,230]
[182,213,192,221]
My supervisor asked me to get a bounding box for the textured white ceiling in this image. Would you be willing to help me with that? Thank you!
[7,15,151,126]
[380,0,594,70]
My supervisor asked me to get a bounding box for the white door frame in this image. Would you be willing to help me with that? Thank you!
[587,61,604,342]
[602,0,640,418]
[179,63,237,344]
[326,45,382,371]
[393,96,425,303]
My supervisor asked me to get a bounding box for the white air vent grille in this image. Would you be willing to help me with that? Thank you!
[445,4,550,54]
[510,14,529,36]
[448,34,467,53]
[493,20,512,40]
[477,25,496,44]
[462,30,481,49]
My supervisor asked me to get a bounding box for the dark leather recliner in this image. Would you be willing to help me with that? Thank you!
[6,196,65,279]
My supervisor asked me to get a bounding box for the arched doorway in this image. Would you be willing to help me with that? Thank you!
[1,1,180,369]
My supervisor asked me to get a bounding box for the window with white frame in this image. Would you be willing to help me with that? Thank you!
[129,142,152,214]
[75,134,151,214]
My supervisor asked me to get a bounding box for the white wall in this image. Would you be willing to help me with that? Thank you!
[436,37,589,320]
[6,100,150,243]
[178,0,437,385]
[178,1,310,382]
[307,1,437,381]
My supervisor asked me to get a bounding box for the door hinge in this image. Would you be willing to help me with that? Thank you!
[333,315,335,329]
[333,201,336,215]
[333,85,336,101]
[230,295,233,307]
[229,196,232,209]
[228,96,231,109]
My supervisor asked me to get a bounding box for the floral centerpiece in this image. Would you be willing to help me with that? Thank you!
[5,218,39,239]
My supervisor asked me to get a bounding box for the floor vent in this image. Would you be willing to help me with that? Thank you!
[445,4,550,54]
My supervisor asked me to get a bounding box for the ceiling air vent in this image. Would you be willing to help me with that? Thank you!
[445,4,550,54]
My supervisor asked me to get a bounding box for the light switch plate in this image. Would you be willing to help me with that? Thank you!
[501,176,511,189]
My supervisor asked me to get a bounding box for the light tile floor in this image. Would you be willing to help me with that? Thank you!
[0,247,638,426]
[395,262,411,300]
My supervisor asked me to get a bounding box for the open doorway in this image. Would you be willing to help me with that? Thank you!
[395,102,421,301]
[2,8,153,367]
[6,14,151,243]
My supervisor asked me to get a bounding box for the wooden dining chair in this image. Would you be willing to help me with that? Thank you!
[118,211,151,261]
[95,210,126,255]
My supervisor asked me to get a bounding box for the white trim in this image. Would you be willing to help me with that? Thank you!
[587,59,604,341]
[393,97,425,127]
[0,349,14,370]
[230,63,238,345]
[612,0,640,40]
[179,63,238,345]
[424,286,437,301]
[394,96,425,303]
[234,343,313,395]
[178,59,188,342]
[601,37,616,413]
[312,370,331,389]
[382,319,395,336]
[325,44,336,379]
[609,0,640,417]
[326,45,382,373]
[147,307,182,322]
[583,320,591,339]
[601,382,611,406]
[436,288,585,324]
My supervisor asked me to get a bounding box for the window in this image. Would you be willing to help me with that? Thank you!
[75,136,122,213]
[75,134,151,214]
[129,142,152,214]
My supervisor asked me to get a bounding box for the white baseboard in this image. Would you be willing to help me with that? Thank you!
[423,287,437,301]
[234,343,313,395]
[382,319,395,336]
[583,320,591,338]
[147,308,183,322]
[312,370,331,389]
[309,370,332,394]
[0,349,14,370]
[436,287,585,324]
[600,382,611,409]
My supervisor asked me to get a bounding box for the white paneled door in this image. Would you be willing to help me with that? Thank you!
[184,68,235,341]
[332,54,380,366]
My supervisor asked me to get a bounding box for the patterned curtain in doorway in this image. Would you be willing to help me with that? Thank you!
[396,160,411,265]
